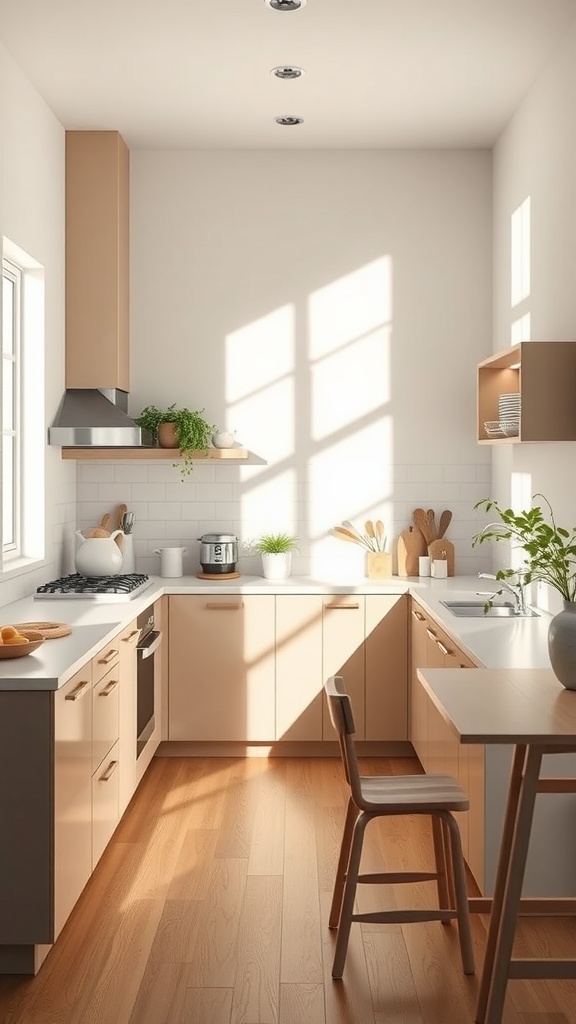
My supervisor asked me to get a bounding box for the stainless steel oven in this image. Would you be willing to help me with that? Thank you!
[136,605,162,758]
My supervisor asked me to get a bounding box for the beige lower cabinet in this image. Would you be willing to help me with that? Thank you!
[322,595,366,738]
[275,594,323,740]
[365,594,408,741]
[409,598,485,889]
[92,740,120,866]
[168,595,276,741]
[54,663,94,939]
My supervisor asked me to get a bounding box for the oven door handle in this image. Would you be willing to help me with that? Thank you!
[136,629,162,658]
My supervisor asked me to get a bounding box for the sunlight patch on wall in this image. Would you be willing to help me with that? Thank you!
[511,312,531,344]
[311,325,391,440]
[240,467,297,539]
[224,304,294,404]
[308,256,393,360]
[511,197,531,308]
[233,376,295,467]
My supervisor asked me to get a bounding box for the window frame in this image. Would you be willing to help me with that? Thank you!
[2,257,23,559]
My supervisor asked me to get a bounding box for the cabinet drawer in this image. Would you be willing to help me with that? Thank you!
[92,663,120,772]
[92,741,120,867]
[92,642,120,684]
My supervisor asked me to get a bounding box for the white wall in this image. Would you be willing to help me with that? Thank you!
[0,41,75,608]
[492,19,576,608]
[76,150,493,578]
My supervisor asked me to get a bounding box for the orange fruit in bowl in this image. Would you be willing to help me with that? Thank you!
[1,625,19,641]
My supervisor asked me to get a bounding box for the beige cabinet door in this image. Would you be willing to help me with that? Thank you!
[92,741,120,867]
[409,602,430,768]
[322,596,365,739]
[92,660,120,774]
[169,595,275,741]
[365,594,408,741]
[54,664,93,938]
[276,595,323,741]
[118,619,139,814]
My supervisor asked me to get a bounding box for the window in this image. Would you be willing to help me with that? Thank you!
[1,240,45,571]
[2,259,22,557]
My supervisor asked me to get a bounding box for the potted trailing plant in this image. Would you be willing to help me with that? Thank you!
[134,404,214,480]
[473,494,576,688]
[254,532,299,580]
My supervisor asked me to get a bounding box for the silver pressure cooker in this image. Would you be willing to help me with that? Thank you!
[198,533,238,574]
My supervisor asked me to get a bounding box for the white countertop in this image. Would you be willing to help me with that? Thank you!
[0,573,554,690]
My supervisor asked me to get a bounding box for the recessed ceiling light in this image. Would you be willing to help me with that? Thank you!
[265,0,307,11]
[270,66,306,79]
[275,116,304,126]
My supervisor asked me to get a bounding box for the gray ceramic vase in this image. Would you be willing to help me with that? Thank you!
[548,601,576,689]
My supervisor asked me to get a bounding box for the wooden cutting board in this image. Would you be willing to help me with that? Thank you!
[11,621,72,639]
[427,539,455,577]
[397,527,427,577]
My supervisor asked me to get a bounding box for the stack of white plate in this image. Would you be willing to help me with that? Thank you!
[498,393,521,436]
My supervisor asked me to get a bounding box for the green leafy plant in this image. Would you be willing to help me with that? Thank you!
[254,532,299,554]
[473,494,576,602]
[134,404,215,479]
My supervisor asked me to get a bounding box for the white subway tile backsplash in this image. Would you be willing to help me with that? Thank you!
[73,458,492,576]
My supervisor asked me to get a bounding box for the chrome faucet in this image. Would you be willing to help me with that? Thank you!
[477,572,527,615]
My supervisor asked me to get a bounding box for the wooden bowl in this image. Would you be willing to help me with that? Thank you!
[0,629,45,659]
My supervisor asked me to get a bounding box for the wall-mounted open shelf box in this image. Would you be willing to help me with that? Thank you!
[477,341,576,443]
[61,446,266,464]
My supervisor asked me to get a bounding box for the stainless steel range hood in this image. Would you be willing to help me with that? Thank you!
[49,388,152,447]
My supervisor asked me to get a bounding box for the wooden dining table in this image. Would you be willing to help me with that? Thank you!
[417,666,576,1024]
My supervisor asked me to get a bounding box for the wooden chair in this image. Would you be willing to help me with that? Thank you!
[324,675,475,979]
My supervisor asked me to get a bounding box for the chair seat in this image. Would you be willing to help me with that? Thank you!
[358,772,470,813]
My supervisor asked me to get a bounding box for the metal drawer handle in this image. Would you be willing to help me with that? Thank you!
[99,678,119,697]
[324,602,360,610]
[436,641,449,655]
[425,628,438,640]
[122,629,140,644]
[205,602,244,610]
[65,679,91,701]
[99,759,119,782]
[412,610,425,621]
[97,648,119,666]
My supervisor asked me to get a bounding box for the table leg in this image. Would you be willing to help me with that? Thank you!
[479,745,543,1024]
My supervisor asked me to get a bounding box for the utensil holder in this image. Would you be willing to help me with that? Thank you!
[366,551,392,579]
[120,533,135,574]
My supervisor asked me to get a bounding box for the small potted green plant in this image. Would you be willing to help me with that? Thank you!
[254,532,299,580]
[134,404,215,480]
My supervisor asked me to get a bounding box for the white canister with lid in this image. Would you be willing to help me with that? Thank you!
[154,546,187,577]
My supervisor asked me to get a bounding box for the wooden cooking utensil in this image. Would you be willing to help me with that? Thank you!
[375,520,385,551]
[99,512,111,531]
[437,509,453,539]
[341,520,365,545]
[397,526,427,576]
[85,527,111,538]
[331,527,368,549]
[115,503,128,530]
[413,508,431,545]
[365,520,377,550]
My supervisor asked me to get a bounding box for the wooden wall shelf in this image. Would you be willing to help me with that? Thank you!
[477,341,576,443]
[60,446,266,464]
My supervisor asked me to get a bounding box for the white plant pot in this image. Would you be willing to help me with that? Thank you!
[261,552,292,580]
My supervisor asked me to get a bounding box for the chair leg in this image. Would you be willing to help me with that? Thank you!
[442,816,457,911]
[431,815,450,913]
[329,798,358,929]
[442,812,475,976]
[332,812,368,979]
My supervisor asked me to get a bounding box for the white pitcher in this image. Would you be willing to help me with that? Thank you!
[154,546,187,577]
[75,530,124,576]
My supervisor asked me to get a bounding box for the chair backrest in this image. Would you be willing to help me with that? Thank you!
[324,675,363,802]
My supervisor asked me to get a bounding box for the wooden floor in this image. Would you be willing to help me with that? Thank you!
[1,755,575,1024]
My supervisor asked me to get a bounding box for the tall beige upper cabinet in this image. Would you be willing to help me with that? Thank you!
[65,131,129,391]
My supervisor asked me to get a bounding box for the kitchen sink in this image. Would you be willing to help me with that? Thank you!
[440,600,539,618]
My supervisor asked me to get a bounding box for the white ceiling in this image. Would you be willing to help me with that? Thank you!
[0,0,575,150]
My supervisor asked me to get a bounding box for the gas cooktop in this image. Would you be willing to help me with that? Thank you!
[35,572,152,601]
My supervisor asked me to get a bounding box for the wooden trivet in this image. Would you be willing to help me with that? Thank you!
[197,572,241,580]
[12,621,72,639]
